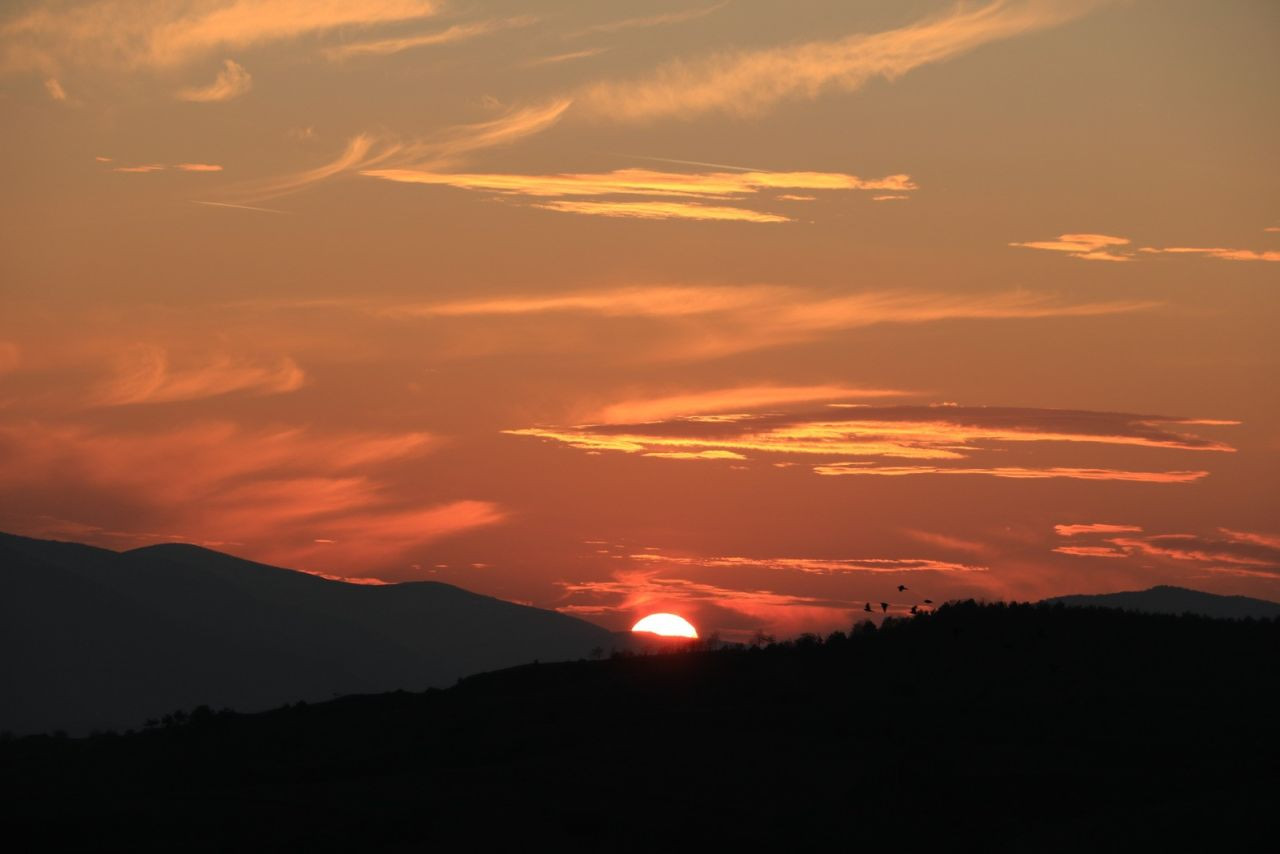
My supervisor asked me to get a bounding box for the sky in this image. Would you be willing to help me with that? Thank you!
[1,0,1277,639]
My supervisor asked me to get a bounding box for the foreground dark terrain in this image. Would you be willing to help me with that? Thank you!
[3,601,1277,851]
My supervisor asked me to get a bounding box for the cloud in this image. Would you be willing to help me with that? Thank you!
[1053,526,1280,575]
[0,420,433,507]
[1013,233,1280,263]
[324,16,536,60]
[813,465,1209,483]
[1054,522,1144,537]
[361,166,915,223]
[0,418,494,573]
[566,2,729,39]
[394,284,1154,359]
[577,0,1099,122]
[398,284,792,319]
[507,403,1234,483]
[525,47,611,67]
[532,200,791,222]
[2,0,443,73]
[229,100,570,201]
[629,552,988,575]
[44,76,65,100]
[177,57,250,101]
[1052,545,1129,558]
[192,200,287,214]
[1010,233,1132,261]
[362,167,915,196]
[1138,246,1280,263]
[90,345,305,405]
[108,162,224,174]
[594,384,909,423]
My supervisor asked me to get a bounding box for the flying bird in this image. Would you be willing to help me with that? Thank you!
[880,602,889,613]
[924,599,933,605]
[864,602,873,613]
[910,605,918,615]
[897,585,908,592]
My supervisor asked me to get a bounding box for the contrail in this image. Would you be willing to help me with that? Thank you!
[191,200,289,214]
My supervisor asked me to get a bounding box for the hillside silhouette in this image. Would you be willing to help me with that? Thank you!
[3,601,1276,850]
[1043,584,1280,619]
[0,532,614,734]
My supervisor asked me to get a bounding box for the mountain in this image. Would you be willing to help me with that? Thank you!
[0,532,614,735]
[1042,584,1280,620]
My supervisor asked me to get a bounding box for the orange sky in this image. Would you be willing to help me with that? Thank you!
[2,0,1277,639]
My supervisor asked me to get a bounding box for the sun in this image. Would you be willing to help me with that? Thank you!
[631,613,699,638]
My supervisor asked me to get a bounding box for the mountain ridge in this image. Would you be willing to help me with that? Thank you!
[0,531,614,735]
[1041,584,1280,619]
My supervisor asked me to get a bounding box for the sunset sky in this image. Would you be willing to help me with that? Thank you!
[2,0,1277,639]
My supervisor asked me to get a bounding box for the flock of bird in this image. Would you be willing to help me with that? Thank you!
[863,584,935,617]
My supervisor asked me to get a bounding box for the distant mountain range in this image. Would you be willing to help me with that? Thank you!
[1042,585,1280,620]
[0,532,614,735]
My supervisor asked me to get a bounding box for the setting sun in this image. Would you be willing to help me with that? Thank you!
[631,613,699,638]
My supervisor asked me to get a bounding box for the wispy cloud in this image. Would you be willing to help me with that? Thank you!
[108,162,224,174]
[577,0,1099,122]
[177,57,250,101]
[814,464,1209,483]
[2,0,443,72]
[525,47,611,67]
[1053,526,1280,576]
[534,200,790,222]
[229,99,571,201]
[1138,246,1280,263]
[91,345,304,405]
[508,403,1233,484]
[1009,233,1132,262]
[0,418,493,573]
[325,16,536,60]
[391,284,1154,361]
[1013,232,1280,263]
[1054,522,1144,537]
[43,76,66,100]
[363,164,913,221]
[629,552,987,575]
[192,199,286,214]
[362,166,913,201]
[594,384,909,423]
[566,2,729,39]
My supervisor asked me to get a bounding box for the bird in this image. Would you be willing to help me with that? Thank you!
[897,584,908,592]
[923,599,934,605]
[880,602,889,613]
[910,605,918,615]
[864,602,873,612]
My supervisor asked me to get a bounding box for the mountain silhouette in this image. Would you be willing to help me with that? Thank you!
[0,532,614,735]
[1042,585,1280,620]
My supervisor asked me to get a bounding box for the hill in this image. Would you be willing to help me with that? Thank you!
[1042,584,1280,619]
[0,532,614,734]
[2,601,1276,850]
